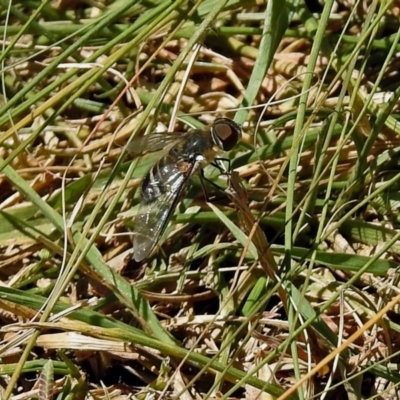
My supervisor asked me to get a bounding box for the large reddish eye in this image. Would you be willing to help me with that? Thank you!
[211,118,241,151]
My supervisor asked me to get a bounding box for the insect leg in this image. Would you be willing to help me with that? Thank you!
[210,157,231,176]
[200,158,232,202]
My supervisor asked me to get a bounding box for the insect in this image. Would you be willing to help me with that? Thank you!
[129,118,241,262]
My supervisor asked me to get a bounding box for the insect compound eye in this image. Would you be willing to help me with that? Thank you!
[211,118,241,151]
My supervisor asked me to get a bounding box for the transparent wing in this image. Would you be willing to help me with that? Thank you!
[133,160,194,262]
[127,133,187,156]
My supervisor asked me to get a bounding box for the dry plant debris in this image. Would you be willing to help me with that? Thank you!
[0,1,400,399]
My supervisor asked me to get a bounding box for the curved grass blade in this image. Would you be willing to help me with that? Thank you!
[38,360,54,400]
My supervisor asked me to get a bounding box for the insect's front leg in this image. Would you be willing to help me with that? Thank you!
[210,157,231,176]
[199,163,231,202]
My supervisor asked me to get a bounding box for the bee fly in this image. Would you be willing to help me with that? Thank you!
[128,118,241,262]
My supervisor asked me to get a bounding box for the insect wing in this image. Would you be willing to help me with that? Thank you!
[127,133,185,156]
[133,159,194,261]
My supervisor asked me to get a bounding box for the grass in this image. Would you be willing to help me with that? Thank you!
[1,0,400,399]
